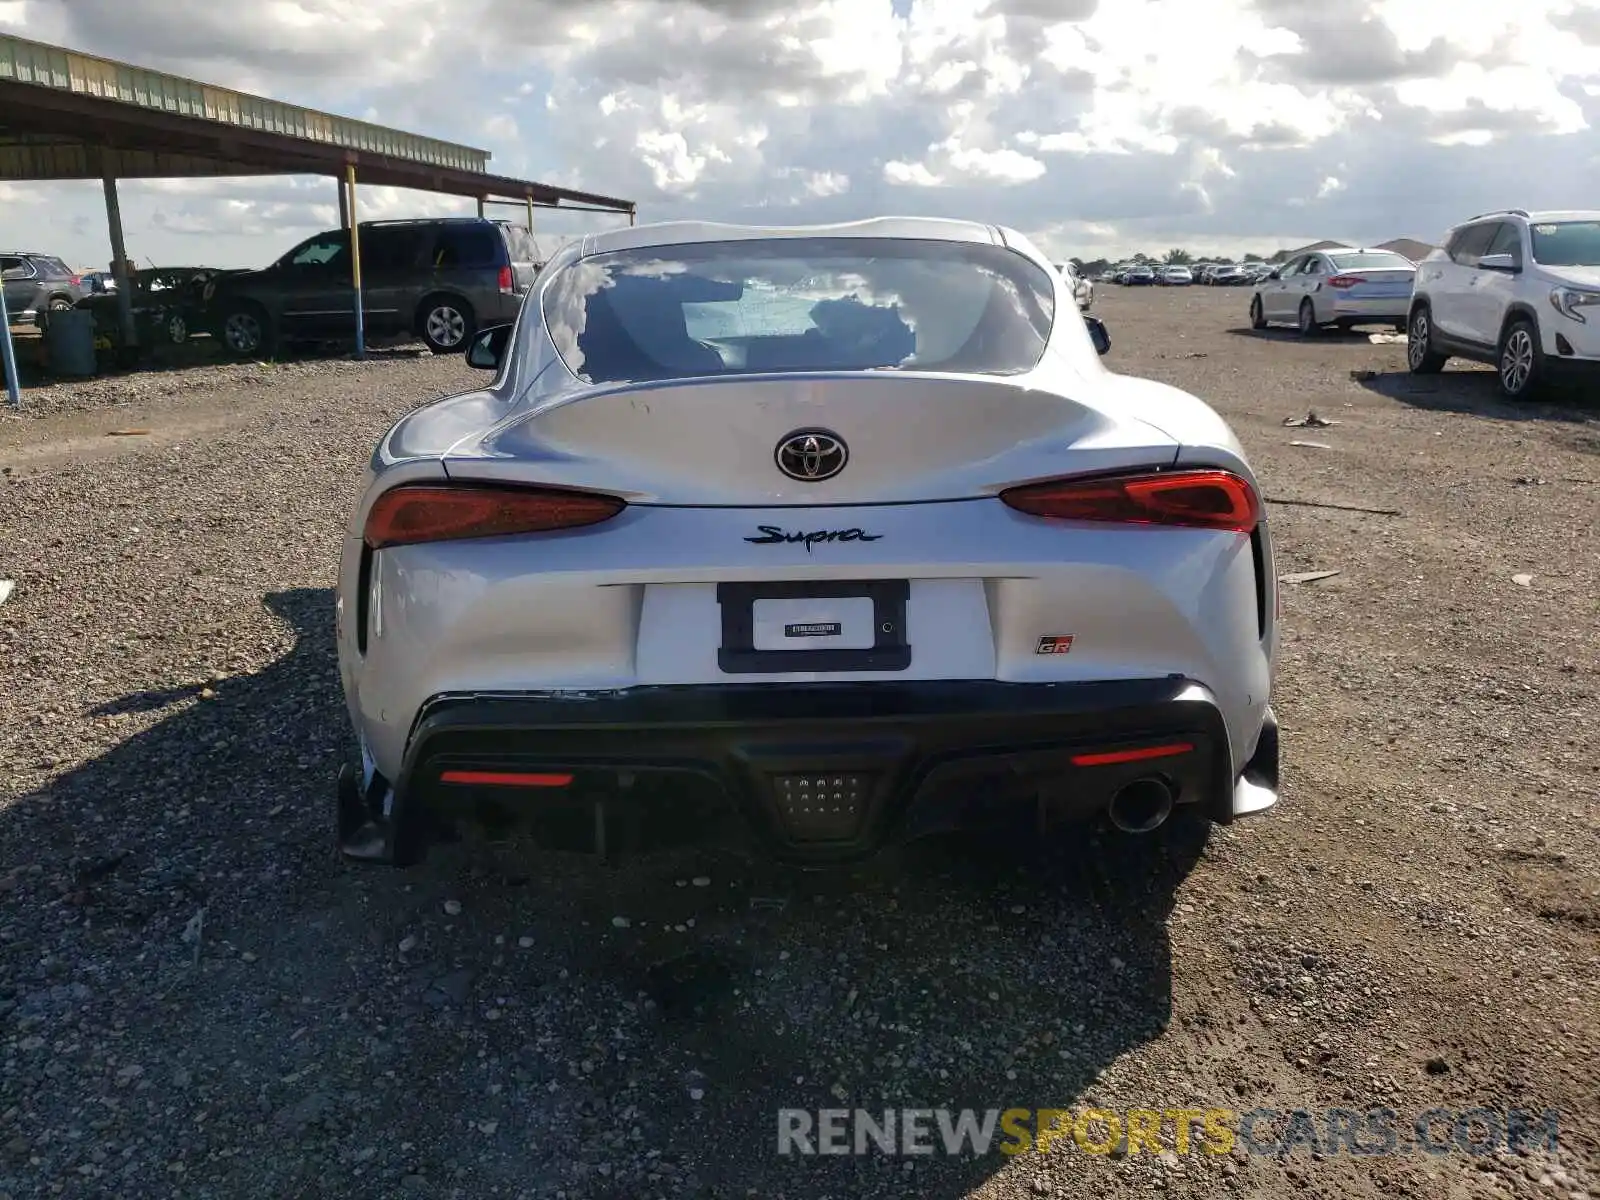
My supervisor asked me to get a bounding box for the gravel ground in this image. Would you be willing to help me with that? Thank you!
[0,289,1595,1199]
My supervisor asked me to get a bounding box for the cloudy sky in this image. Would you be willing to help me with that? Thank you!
[1,0,1597,270]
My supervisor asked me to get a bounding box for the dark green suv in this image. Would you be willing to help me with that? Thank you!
[205,217,541,357]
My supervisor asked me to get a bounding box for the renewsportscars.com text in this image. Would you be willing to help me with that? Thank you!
[776,1107,1561,1158]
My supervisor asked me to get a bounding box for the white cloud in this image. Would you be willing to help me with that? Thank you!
[0,0,1597,267]
[805,171,850,198]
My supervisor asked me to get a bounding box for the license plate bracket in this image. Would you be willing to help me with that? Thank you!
[716,580,910,674]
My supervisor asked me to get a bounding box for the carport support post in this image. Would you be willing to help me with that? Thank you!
[476,196,486,218]
[346,165,365,360]
[0,282,19,408]
[101,157,138,351]
[337,174,349,229]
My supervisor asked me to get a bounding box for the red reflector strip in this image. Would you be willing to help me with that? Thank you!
[438,770,573,788]
[1071,742,1194,767]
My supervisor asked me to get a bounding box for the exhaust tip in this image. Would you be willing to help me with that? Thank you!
[1107,778,1174,834]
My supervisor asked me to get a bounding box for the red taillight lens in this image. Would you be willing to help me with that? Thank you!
[1326,274,1365,288]
[68,274,81,286]
[1071,742,1193,767]
[497,265,514,292]
[440,770,572,788]
[363,484,625,549]
[999,469,1260,533]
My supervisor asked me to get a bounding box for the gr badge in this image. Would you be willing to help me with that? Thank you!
[1036,635,1074,655]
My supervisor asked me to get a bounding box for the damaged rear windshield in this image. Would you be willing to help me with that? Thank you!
[540,237,1056,384]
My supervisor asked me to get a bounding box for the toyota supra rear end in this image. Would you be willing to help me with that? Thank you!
[334,217,1280,866]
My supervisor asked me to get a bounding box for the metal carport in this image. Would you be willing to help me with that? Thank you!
[0,33,636,404]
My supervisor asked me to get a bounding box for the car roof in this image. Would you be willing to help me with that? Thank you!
[1454,210,1600,228]
[356,217,500,229]
[578,216,1004,258]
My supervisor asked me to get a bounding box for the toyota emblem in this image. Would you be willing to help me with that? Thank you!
[775,429,848,482]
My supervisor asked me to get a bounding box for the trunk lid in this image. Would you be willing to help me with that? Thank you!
[1328,267,1415,301]
[442,372,1181,505]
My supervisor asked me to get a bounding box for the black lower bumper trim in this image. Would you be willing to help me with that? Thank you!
[385,678,1235,864]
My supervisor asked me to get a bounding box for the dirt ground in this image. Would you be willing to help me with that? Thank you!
[0,286,1595,1199]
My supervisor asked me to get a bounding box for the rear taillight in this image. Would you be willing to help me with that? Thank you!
[68,274,81,286]
[1000,469,1260,533]
[363,484,625,549]
[497,265,513,293]
[1326,275,1365,289]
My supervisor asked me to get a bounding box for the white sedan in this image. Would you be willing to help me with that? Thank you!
[1054,262,1094,311]
[1249,248,1417,335]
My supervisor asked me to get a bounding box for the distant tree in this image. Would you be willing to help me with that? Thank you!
[1268,249,1289,263]
[1163,248,1193,264]
[1242,252,1264,262]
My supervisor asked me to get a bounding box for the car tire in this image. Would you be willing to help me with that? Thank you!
[1249,295,1267,330]
[166,313,190,345]
[47,295,74,311]
[1497,318,1544,401]
[1406,304,1447,374]
[220,303,272,358]
[419,294,476,355]
[1296,298,1319,337]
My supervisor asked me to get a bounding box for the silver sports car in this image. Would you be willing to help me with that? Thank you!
[334,217,1280,865]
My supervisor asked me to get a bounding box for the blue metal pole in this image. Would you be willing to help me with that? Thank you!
[347,165,365,360]
[0,278,19,408]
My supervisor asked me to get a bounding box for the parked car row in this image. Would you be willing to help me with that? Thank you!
[1097,261,1275,287]
[16,215,544,358]
[1245,208,1600,400]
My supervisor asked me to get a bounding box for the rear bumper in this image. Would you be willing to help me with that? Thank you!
[1328,297,1409,321]
[346,678,1279,865]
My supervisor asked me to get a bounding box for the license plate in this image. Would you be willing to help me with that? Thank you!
[752,596,875,650]
[716,580,910,674]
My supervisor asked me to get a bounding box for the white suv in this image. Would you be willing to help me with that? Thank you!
[1407,209,1600,399]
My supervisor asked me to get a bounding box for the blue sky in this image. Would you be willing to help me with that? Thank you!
[1,0,1597,271]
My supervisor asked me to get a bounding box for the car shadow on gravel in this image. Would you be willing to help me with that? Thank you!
[1353,369,1600,422]
[0,585,1207,1198]
[1223,325,1389,342]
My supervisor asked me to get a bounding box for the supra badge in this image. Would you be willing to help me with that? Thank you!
[745,525,883,553]
[1036,635,1074,655]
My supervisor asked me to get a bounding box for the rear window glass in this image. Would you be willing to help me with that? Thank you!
[541,238,1056,384]
[500,224,538,263]
[434,224,503,269]
[1530,221,1600,267]
[1329,251,1414,269]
